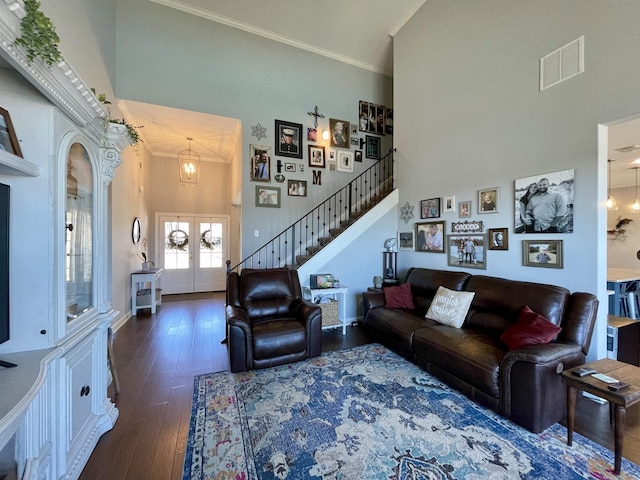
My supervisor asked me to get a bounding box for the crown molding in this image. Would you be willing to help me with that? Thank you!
[0,1,108,142]
[149,0,389,76]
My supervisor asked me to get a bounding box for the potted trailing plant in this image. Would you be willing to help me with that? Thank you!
[14,0,63,66]
[91,89,142,145]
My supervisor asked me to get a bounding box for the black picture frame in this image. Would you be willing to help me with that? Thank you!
[275,119,303,159]
[365,135,381,159]
[0,107,22,157]
[420,198,441,219]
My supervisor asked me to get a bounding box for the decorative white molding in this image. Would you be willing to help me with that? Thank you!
[100,122,131,185]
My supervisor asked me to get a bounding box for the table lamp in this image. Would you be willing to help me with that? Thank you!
[373,276,383,289]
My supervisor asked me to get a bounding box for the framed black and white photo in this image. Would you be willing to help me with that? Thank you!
[337,151,354,173]
[515,169,574,233]
[447,234,487,270]
[355,150,363,162]
[284,162,296,172]
[275,119,303,158]
[329,118,350,148]
[358,100,386,136]
[416,221,445,253]
[255,186,281,208]
[398,230,414,251]
[478,187,499,213]
[287,180,307,197]
[308,145,325,168]
[365,135,381,159]
[420,198,441,219]
[488,228,509,250]
[250,144,271,182]
[0,107,22,157]
[522,240,563,268]
[443,195,456,213]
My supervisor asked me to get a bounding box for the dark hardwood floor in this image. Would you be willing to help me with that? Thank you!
[80,293,640,479]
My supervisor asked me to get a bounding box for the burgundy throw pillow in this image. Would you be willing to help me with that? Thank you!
[383,282,415,309]
[500,305,562,351]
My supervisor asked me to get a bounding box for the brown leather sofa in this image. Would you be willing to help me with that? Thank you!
[226,268,322,373]
[362,267,599,433]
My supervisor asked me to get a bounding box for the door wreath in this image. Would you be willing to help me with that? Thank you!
[168,229,189,250]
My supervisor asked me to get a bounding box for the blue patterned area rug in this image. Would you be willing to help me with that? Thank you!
[183,344,640,479]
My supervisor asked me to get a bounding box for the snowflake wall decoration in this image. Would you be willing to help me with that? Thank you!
[251,123,267,141]
[400,202,414,224]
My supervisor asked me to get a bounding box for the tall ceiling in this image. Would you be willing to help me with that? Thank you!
[122,0,426,162]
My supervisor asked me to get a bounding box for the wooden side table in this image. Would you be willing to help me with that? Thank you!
[561,359,640,474]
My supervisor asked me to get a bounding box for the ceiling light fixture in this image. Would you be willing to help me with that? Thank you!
[607,159,617,210]
[632,167,640,213]
[178,137,200,186]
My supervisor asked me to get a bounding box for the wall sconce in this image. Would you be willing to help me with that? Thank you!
[373,276,383,289]
[321,129,330,141]
[178,137,200,186]
[607,159,617,210]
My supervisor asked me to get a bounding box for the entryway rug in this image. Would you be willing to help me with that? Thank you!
[183,344,640,479]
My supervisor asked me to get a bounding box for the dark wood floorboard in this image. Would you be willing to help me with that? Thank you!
[80,293,640,479]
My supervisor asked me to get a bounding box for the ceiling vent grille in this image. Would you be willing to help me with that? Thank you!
[614,145,640,153]
[540,36,584,91]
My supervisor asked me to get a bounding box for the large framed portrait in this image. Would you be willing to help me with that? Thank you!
[358,100,386,136]
[478,187,499,213]
[420,198,441,219]
[308,145,325,168]
[515,169,574,233]
[522,240,563,268]
[255,186,281,208]
[250,145,271,182]
[415,221,445,253]
[329,118,350,148]
[447,234,487,270]
[275,119,303,159]
[336,151,354,173]
[0,107,22,157]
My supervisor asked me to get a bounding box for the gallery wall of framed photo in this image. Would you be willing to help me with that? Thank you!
[397,168,573,272]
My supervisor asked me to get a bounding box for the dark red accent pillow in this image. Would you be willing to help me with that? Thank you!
[500,305,562,351]
[383,282,415,309]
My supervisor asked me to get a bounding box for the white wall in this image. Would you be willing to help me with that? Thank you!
[607,186,640,268]
[114,0,393,259]
[394,0,640,360]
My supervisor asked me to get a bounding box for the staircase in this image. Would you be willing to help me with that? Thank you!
[227,148,396,273]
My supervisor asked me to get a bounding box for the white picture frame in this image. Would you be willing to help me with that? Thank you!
[336,151,354,173]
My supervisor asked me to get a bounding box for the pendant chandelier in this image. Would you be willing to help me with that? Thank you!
[632,166,640,213]
[607,159,617,210]
[178,137,200,186]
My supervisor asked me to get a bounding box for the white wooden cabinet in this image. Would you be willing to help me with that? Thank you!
[0,4,128,479]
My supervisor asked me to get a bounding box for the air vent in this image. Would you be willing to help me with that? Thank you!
[614,145,640,153]
[540,36,584,91]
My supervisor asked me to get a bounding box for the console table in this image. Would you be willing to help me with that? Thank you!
[131,268,163,314]
[309,286,348,334]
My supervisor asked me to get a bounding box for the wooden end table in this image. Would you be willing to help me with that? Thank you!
[561,359,640,474]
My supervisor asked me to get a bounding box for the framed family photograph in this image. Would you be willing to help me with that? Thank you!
[447,234,487,270]
[255,186,281,208]
[365,135,381,159]
[415,221,445,253]
[358,100,386,135]
[398,230,415,251]
[355,150,363,162]
[488,228,509,250]
[0,107,22,157]
[522,240,563,268]
[478,187,499,213]
[275,119,303,159]
[308,145,325,168]
[250,144,271,182]
[420,198,441,219]
[329,118,350,148]
[443,195,456,213]
[515,169,574,234]
[336,150,354,173]
[287,180,307,197]
[458,201,471,218]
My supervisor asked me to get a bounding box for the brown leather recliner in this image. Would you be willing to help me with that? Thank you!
[225,268,322,373]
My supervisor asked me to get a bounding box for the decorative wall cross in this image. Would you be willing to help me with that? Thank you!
[307,106,325,128]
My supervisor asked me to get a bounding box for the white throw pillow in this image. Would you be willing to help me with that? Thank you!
[426,286,475,328]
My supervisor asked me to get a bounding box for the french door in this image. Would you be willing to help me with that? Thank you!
[157,214,229,294]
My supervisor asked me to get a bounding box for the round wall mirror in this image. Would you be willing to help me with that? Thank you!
[132,217,141,245]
